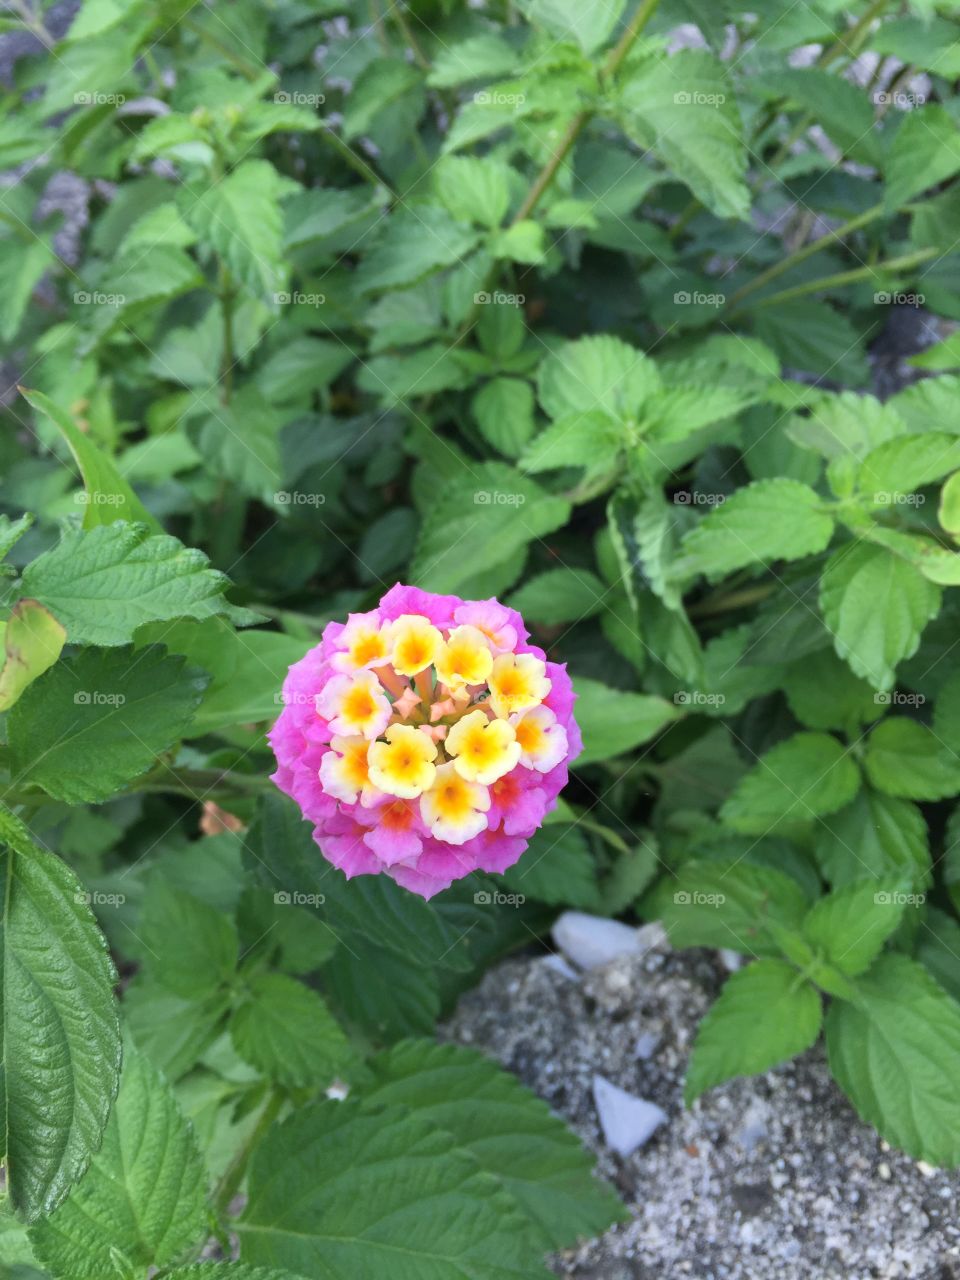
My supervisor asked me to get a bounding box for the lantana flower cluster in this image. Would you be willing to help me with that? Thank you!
[270,585,581,898]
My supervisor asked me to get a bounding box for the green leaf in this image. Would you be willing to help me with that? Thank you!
[508,567,605,624]
[357,207,480,293]
[886,105,960,210]
[858,433,960,503]
[915,907,960,1002]
[149,1267,308,1280]
[571,676,679,764]
[427,34,519,88]
[0,599,66,711]
[230,973,351,1088]
[826,954,960,1165]
[29,1045,208,1277]
[863,717,960,801]
[21,522,240,646]
[239,1099,549,1278]
[21,388,161,532]
[520,411,624,480]
[783,648,880,733]
[9,645,207,804]
[472,378,536,458]
[363,1040,624,1250]
[676,479,833,580]
[656,859,810,956]
[138,881,238,998]
[940,468,960,541]
[685,960,822,1103]
[342,58,424,142]
[755,302,868,385]
[0,239,54,342]
[537,335,659,421]
[522,0,625,52]
[435,156,511,229]
[820,543,941,691]
[500,824,600,910]
[618,49,749,219]
[815,791,930,889]
[869,16,960,76]
[803,879,912,977]
[180,160,291,299]
[411,463,569,595]
[0,808,120,1221]
[125,977,229,1081]
[721,732,861,833]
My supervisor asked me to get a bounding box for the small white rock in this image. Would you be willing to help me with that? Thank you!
[719,949,744,972]
[552,911,642,970]
[592,1073,668,1157]
[878,1162,892,1181]
[917,1161,938,1178]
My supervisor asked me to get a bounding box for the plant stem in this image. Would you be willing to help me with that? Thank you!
[218,263,236,406]
[511,0,661,225]
[319,125,394,196]
[689,583,778,618]
[733,246,938,314]
[725,202,885,310]
[213,1090,285,1220]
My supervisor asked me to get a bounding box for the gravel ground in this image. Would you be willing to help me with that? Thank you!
[444,934,960,1280]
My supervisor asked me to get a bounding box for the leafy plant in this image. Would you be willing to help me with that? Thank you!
[5,0,960,1272]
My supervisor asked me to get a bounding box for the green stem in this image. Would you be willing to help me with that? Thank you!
[734,247,938,314]
[218,263,236,407]
[319,125,394,195]
[213,1090,285,1219]
[511,0,661,225]
[725,202,886,311]
[689,583,778,618]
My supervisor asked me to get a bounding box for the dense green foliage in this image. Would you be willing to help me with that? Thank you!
[5,0,960,1272]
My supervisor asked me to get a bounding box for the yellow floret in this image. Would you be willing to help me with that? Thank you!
[367,723,438,798]
[487,652,551,718]
[445,709,521,785]
[419,761,490,845]
[388,614,444,676]
[435,625,494,690]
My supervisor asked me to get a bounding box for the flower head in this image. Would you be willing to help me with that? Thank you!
[269,585,580,898]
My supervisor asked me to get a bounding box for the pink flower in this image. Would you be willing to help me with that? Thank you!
[269,586,580,899]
